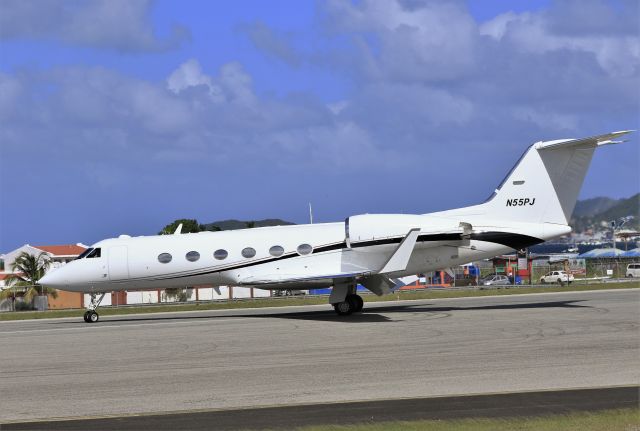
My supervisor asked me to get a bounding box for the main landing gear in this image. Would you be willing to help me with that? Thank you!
[83,293,105,323]
[333,294,364,316]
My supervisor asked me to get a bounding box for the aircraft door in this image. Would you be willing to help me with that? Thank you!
[108,246,130,281]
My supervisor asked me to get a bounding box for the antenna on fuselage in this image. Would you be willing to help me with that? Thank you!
[309,202,313,224]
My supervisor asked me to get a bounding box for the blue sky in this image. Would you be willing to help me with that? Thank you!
[0,0,638,252]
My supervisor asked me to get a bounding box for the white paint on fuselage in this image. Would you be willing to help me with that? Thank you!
[40,215,570,293]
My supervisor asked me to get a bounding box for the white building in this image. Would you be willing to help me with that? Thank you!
[1,243,88,288]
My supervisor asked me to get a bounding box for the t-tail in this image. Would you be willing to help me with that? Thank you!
[476,130,634,225]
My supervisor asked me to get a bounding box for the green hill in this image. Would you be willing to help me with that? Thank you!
[571,193,639,232]
[573,197,618,217]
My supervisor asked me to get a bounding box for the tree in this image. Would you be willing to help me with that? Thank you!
[163,287,189,302]
[159,219,204,235]
[0,252,58,306]
[245,221,256,228]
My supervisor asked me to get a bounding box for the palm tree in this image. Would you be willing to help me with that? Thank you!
[0,252,58,306]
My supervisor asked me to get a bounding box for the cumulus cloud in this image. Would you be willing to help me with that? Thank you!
[240,21,301,67]
[0,0,189,52]
[1,0,638,246]
[480,5,640,77]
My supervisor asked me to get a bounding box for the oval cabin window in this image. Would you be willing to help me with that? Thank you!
[186,251,200,262]
[269,245,284,257]
[297,244,313,255]
[158,253,172,264]
[214,249,228,260]
[241,247,256,258]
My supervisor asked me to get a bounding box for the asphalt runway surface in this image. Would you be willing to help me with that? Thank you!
[1,289,639,427]
[4,387,638,431]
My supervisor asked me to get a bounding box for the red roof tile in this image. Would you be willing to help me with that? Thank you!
[32,245,87,256]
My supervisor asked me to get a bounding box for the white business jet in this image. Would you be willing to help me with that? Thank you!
[40,131,633,322]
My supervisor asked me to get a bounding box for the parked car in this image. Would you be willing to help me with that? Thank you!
[540,270,574,284]
[627,263,640,278]
[480,274,511,286]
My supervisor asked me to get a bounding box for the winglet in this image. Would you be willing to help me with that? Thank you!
[379,228,420,274]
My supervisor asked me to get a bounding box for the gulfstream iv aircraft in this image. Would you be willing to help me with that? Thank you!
[40,131,633,322]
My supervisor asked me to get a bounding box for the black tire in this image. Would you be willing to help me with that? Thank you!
[557,279,564,286]
[540,279,546,284]
[333,300,354,316]
[348,294,364,312]
[88,311,99,323]
[83,311,91,322]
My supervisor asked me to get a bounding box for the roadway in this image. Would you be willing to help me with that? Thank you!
[1,289,638,426]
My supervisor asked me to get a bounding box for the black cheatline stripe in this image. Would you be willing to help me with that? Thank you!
[470,232,543,249]
[350,233,462,249]
[137,231,543,283]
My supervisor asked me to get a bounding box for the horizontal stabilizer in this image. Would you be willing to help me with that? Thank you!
[537,130,633,150]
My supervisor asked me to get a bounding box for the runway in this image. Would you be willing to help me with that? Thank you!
[1,289,638,425]
[4,387,638,431]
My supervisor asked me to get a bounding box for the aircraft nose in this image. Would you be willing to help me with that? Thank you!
[39,270,66,288]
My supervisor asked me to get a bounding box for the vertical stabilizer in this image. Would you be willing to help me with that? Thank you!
[480,131,633,225]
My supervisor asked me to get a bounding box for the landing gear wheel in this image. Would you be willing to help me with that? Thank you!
[347,294,364,312]
[83,293,105,323]
[334,299,354,316]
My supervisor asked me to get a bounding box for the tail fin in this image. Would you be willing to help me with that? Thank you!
[480,130,633,225]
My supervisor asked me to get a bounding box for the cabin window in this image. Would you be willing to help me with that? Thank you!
[241,247,256,258]
[186,251,200,262]
[214,249,228,260]
[158,253,172,264]
[269,245,284,257]
[297,244,313,255]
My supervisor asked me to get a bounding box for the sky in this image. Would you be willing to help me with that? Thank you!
[0,0,638,252]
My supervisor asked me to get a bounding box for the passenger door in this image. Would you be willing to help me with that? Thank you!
[108,246,130,281]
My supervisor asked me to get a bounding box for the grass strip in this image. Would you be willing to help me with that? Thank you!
[0,281,637,321]
[291,408,640,431]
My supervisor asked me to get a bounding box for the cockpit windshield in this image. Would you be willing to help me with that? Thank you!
[76,248,93,260]
[75,247,101,259]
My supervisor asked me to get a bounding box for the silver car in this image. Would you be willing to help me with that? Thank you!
[481,274,511,286]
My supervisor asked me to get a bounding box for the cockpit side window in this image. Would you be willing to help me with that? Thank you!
[86,248,101,258]
[76,248,93,260]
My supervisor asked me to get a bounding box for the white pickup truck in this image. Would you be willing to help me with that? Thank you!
[540,270,574,284]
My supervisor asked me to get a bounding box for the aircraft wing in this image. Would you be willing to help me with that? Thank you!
[238,227,439,292]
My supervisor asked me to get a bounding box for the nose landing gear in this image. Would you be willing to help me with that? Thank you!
[83,293,105,323]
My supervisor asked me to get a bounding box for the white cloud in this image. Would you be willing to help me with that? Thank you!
[167,59,225,102]
[2,0,638,199]
[481,9,640,77]
[0,0,189,52]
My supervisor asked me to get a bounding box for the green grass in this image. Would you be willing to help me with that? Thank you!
[290,408,640,431]
[0,281,637,321]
